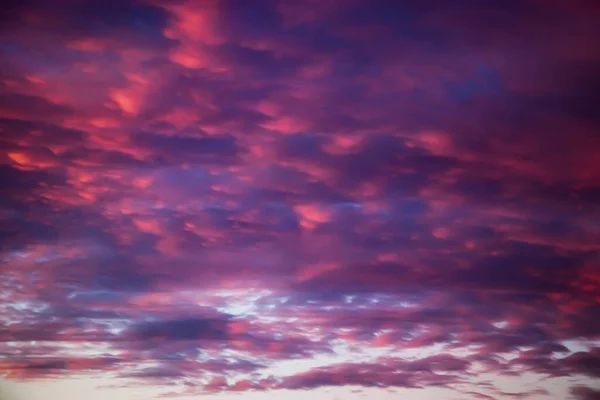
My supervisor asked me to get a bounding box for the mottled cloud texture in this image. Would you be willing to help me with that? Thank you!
[1,1,600,399]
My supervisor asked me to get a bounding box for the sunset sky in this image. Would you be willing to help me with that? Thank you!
[1,0,600,399]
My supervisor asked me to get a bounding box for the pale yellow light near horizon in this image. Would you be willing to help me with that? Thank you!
[4,372,600,400]
[0,378,481,400]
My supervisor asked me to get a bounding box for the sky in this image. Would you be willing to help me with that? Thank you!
[1,0,600,399]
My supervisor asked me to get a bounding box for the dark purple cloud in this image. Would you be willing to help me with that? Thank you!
[571,386,600,400]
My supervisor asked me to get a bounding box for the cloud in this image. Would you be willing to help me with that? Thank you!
[571,386,600,400]
[129,131,241,166]
[1,0,599,398]
[267,355,469,391]
[126,316,232,342]
[2,0,173,49]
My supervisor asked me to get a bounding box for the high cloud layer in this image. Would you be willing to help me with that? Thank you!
[1,1,600,399]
